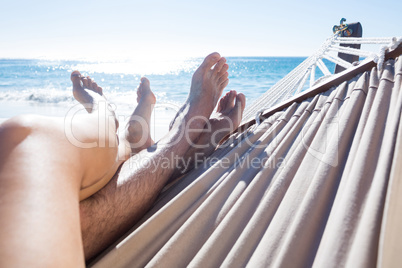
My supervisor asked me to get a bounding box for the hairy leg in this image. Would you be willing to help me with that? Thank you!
[80,52,229,260]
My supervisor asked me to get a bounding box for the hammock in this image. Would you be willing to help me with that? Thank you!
[242,34,402,124]
[89,38,402,267]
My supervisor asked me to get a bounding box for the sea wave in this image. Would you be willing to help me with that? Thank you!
[0,87,180,112]
[0,88,74,105]
[70,59,200,76]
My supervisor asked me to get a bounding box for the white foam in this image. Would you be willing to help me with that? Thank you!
[69,58,200,76]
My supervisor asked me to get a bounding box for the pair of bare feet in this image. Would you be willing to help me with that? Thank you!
[71,52,245,194]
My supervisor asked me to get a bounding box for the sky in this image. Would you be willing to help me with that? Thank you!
[0,0,401,60]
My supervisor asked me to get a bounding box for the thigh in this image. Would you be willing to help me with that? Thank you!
[67,112,120,193]
[0,116,85,267]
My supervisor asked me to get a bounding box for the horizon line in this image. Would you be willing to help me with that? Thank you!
[0,55,310,61]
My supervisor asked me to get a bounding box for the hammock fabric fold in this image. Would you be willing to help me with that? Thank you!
[90,54,402,268]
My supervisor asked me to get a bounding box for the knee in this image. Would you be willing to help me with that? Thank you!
[0,115,38,144]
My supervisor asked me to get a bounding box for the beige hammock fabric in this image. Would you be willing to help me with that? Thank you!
[90,56,402,268]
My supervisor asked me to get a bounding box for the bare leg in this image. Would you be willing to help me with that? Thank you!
[122,77,156,157]
[70,71,122,200]
[0,73,119,266]
[80,53,230,260]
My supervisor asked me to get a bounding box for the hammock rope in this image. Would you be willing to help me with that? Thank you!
[242,35,402,123]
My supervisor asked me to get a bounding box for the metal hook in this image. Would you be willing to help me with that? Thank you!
[340,18,347,26]
[333,18,350,36]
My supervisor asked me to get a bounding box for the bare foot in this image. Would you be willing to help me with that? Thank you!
[169,52,229,139]
[171,90,246,177]
[188,53,229,110]
[209,90,246,141]
[70,71,105,113]
[124,77,156,155]
[136,77,156,105]
[70,70,119,139]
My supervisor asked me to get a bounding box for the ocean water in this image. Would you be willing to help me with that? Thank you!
[0,57,334,139]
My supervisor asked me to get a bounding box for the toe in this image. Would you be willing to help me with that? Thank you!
[200,52,221,70]
[227,93,245,128]
[71,70,81,80]
[91,81,99,92]
[86,77,94,90]
[220,64,229,75]
[71,71,83,89]
[218,91,231,111]
[227,90,236,109]
[213,57,226,74]
[140,77,150,88]
[218,72,229,85]
[236,93,246,111]
[81,77,90,89]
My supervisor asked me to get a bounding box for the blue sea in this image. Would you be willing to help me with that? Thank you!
[0,57,334,139]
